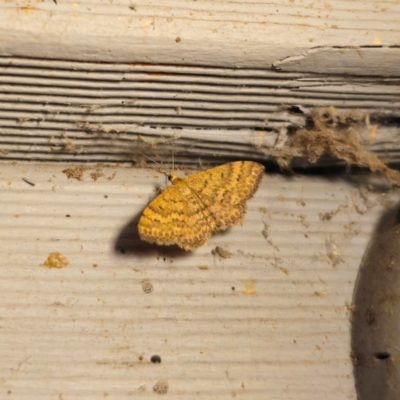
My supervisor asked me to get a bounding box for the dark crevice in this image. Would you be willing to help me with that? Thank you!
[374,352,391,360]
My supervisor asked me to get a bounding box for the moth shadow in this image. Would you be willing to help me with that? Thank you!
[113,209,190,258]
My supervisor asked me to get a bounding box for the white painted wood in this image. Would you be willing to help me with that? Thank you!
[0,1,399,398]
[274,47,400,76]
[1,0,399,73]
[0,1,399,165]
[1,163,397,399]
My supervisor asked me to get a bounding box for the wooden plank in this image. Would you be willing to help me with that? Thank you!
[1,1,399,73]
[1,162,397,399]
[0,1,399,166]
[0,2,399,398]
[0,56,398,165]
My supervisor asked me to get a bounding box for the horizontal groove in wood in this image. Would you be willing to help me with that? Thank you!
[1,163,398,398]
[0,57,399,164]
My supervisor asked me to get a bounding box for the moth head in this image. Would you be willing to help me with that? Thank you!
[168,173,179,183]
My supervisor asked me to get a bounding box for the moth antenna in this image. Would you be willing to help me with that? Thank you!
[136,152,169,176]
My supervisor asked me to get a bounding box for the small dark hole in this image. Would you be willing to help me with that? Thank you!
[151,355,162,364]
[65,214,71,218]
[138,355,143,361]
[375,352,390,360]
[287,105,304,115]
[231,286,235,291]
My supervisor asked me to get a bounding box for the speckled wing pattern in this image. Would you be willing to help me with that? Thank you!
[138,161,264,251]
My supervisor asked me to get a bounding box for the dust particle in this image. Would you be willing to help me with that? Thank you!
[90,171,104,181]
[107,172,117,181]
[262,222,269,239]
[141,279,154,294]
[153,380,169,395]
[272,106,400,185]
[43,252,69,268]
[319,204,347,221]
[212,246,233,259]
[63,166,86,181]
[345,301,356,312]
[326,236,343,266]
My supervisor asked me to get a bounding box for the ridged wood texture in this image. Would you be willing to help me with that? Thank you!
[0,1,399,164]
[0,2,399,398]
[1,163,398,399]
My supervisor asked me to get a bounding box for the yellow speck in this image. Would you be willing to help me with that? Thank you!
[21,6,35,13]
[43,252,69,268]
[366,114,378,138]
[242,280,257,296]
[373,37,382,45]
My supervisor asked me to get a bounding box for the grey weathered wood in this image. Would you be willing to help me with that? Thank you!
[1,162,398,399]
[0,1,399,166]
[1,1,399,398]
[0,56,398,165]
[1,1,399,71]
